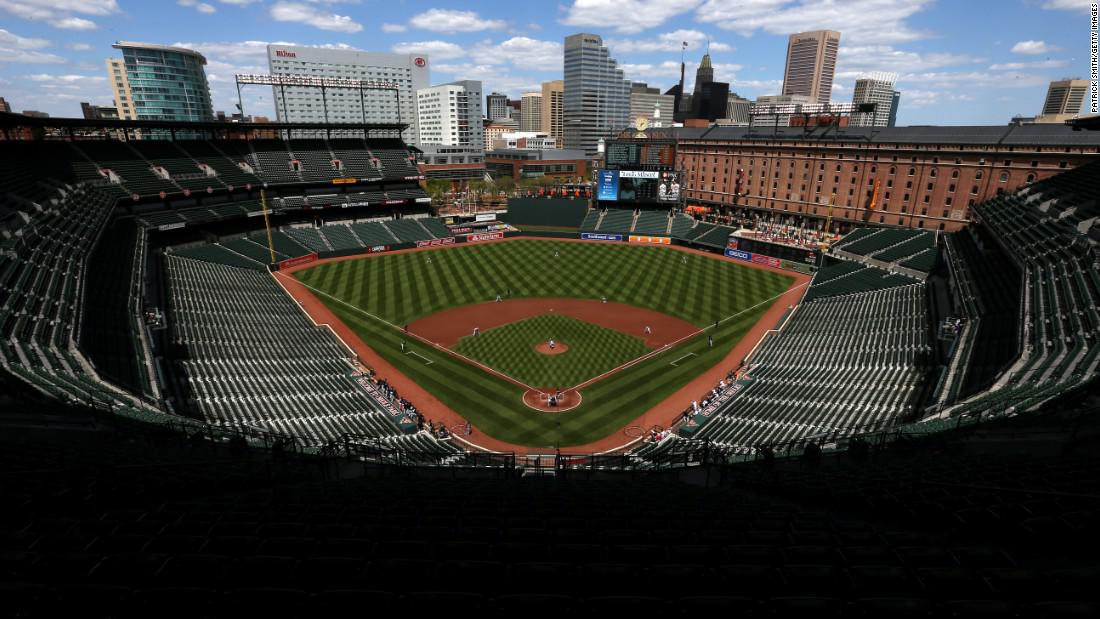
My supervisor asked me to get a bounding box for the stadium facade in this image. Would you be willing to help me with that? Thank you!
[675,123,1100,232]
[266,45,429,144]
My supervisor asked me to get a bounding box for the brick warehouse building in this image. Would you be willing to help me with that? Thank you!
[674,124,1100,232]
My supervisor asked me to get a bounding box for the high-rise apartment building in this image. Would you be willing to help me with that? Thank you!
[851,72,899,127]
[1036,79,1089,123]
[0,97,11,113]
[782,30,841,104]
[541,80,564,140]
[520,92,542,132]
[563,33,630,156]
[416,80,483,149]
[266,45,429,143]
[629,83,674,129]
[107,42,213,122]
[486,92,510,121]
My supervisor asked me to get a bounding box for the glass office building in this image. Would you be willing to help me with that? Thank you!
[563,33,630,157]
[109,42,214,123]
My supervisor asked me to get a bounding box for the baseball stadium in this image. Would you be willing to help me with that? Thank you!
[2,107,1100,616]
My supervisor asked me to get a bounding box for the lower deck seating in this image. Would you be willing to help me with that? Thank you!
[163,255,408,445]
[695,283,932,454]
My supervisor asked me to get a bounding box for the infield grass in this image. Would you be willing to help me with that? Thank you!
[453,314,649,387]
[294,239,795,447]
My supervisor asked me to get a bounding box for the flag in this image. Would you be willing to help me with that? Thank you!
[682,41,689,48]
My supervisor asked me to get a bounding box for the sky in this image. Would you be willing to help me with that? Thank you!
[0,0,1094,125]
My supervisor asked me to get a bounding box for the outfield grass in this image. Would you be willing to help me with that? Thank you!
[295,240,794,447]
[453,314,649,387]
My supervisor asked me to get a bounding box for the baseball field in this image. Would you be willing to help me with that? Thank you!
[290,239,795,448]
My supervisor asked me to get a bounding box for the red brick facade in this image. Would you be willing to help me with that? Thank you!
[677,137,1099,232]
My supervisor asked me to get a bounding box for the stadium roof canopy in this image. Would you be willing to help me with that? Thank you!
[0,112,409,140]
[672,123,1100,146]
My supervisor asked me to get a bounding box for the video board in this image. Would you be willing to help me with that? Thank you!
[596,169,681,203]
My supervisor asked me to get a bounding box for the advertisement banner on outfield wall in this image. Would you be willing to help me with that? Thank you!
[752,254,782,268]
[725,248,752,262]
[581,232,623,241]
[475,214,496,222]
[466,231,505,243]
[628,235,672,245]
[364,245,390,254]
[417,238,455,248]
[279,252,319,270]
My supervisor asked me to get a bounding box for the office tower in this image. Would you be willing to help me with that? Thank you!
[520,92,542,132]
[416,80,484,149]
[541,80,564,140]
[0,97,11,113]
[266,44,429,143]
[851,72,898,127]
[723,93,752,125]
[629,83,675,128]
[1036,79,1089,123]
[107,42,213,122]
[690,53,730,122]
[563,33,630,156]
[486,92,510,121]
[782,30,841,104]
[888,91,901,127]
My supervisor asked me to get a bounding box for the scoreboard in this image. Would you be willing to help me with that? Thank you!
[605,141,675,169]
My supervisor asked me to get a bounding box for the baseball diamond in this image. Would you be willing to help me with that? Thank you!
[288,239,796,447]
[453,314,650,388]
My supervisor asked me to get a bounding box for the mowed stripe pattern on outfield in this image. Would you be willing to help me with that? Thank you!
[294,240,795,447]
[453,315,649,388]
[296,240,790,327]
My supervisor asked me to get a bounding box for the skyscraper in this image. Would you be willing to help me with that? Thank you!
[851,72,898,127]
[541,80,564,140]
[486,92,510,121]
[1036,79,1089,123]
[888,91,901,127]
[782,30,841,104]
[107,42,213,122]
[520,92,542,132]
[266,45,429,143]
[563,33,630,156]
[629,83,674,128]
[690,53,730,122]
[416,80,483,149]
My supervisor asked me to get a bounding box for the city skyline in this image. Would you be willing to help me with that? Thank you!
[0,0,1094,125]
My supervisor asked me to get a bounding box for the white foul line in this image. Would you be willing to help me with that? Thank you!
[670,352,697,367]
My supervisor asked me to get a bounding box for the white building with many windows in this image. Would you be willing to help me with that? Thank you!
[416,80,483,150]
[266,45,430,143]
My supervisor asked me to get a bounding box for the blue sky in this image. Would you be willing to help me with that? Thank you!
[0,0,1093,125]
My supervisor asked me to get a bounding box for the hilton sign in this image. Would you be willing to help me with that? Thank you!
[275,50,297,58]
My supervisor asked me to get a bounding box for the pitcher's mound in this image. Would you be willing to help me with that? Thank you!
[523,388,582,412]
[534,341,569,355]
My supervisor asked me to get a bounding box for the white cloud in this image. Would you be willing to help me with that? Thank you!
[219,0,261,4]
[835,45,984,84]
[0,48,66,63]
[26,73,106,84]
[432,62,543,96]
[409,9,506,33]
[1010,40,1058,55]
[270,1,362,33]
[67,42,91,51]
[621,59,743,89]
[697,0,933,45]
[469,36,563,67]
[0,0,119,30]
[1042,0,1089,10]
[54,17,97,29]
[391,40,466,61]
[989,59,1068,70]
[382,23,407,33]
[561,0,701,34]
[179,0,217,13]
[0,28,50,49]
[608,29,733,54]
